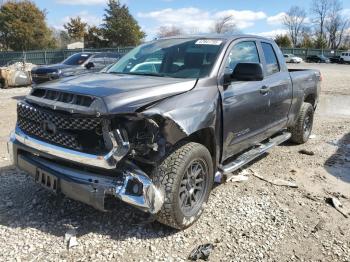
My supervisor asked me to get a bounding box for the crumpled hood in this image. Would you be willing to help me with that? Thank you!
[35,73,197,113]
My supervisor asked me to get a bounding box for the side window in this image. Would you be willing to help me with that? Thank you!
[89,54,107,66]
[225,41,260,73]
[103,53,120,64]
[261,42,280,76]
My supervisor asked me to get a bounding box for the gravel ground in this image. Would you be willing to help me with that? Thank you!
[0,63,349,261]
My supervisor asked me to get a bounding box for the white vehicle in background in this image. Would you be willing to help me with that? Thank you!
[340,51,350,64]
[283,54,303,63]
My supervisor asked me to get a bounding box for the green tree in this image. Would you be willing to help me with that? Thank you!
[52,28,72,49]
[313,35,328,49]
[0,1,55,51]
[274,34,292,48]
[84,25,108,48]
[64,16,87,41]
[300,34,314,48]
[102,0,145,46]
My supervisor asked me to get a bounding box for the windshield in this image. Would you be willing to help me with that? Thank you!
[63,53,92,65]
[107,38,225,79]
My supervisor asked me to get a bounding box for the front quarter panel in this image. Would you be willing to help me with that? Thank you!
[143,78,220,145]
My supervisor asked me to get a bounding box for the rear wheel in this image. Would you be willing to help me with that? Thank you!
[288,102,314,144]
[154,142,213,229]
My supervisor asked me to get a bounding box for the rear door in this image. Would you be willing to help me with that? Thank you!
[259,41,292,132]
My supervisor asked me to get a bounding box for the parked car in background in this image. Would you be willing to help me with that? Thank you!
[9,35,321,229]
[328,56,341,64]
[340,51,350,64]
[31,52,122,84]
[306,55,330,63]
[283,54,303,63]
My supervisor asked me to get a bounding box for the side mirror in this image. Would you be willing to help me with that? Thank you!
[85,62,95,69]
[227,63,264,82]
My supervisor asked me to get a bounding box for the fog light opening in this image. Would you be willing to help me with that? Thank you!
[126,178,143,196]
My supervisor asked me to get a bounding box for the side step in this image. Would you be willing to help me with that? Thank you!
[218,132,291,175]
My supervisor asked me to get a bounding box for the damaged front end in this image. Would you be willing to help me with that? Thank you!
[8,104,171,213]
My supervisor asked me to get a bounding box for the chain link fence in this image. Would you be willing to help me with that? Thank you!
[0,47,346,66]
[280,48,344,59]
[0,47,134,66]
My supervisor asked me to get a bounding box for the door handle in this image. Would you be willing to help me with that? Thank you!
[260,85,270,95]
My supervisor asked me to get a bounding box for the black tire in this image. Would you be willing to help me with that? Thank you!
[288,102,314,144]
[153,142,214,229]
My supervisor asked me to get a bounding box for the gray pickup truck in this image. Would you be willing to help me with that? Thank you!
[8,35,321,229]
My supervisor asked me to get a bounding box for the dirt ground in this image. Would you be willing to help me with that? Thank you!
[0,63,349,261]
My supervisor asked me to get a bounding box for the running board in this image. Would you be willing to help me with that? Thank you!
[219,132,291,175]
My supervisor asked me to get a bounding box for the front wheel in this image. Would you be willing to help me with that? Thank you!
[288,102,314,144]
[154,142,214,229]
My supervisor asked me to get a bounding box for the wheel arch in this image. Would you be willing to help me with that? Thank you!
[185,127,217,170]
[304,93,316,108]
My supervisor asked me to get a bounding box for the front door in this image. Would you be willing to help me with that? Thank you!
[221,40,270,160]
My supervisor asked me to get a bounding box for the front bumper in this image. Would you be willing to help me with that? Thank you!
[12,127,128,170]
[7,130,164,214]
[32,73,60,84]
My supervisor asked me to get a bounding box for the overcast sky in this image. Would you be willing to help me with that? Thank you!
[34,0,350,39]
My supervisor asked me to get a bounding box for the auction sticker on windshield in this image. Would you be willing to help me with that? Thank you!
[195,39,223,45]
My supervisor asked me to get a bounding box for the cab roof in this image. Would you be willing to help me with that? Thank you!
[159,34,273,42]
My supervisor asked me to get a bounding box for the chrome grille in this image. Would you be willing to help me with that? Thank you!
[17,118,80,150]
[17,103,101,130]
[17,102,103,152]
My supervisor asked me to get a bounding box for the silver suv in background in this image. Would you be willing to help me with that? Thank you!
[340,51,350,64]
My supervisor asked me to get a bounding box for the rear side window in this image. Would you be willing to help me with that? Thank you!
[261,42,280,75]
[225,41,260,72]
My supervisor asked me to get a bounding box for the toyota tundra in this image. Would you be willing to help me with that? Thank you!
[8,35,321,229]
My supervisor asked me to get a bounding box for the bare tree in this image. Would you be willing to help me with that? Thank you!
[213,15,237,34]
[157,26,183,38]
[343,33,350,49]
[325,0,349,49]
[282,6,307,47]
[311,0,330,39]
